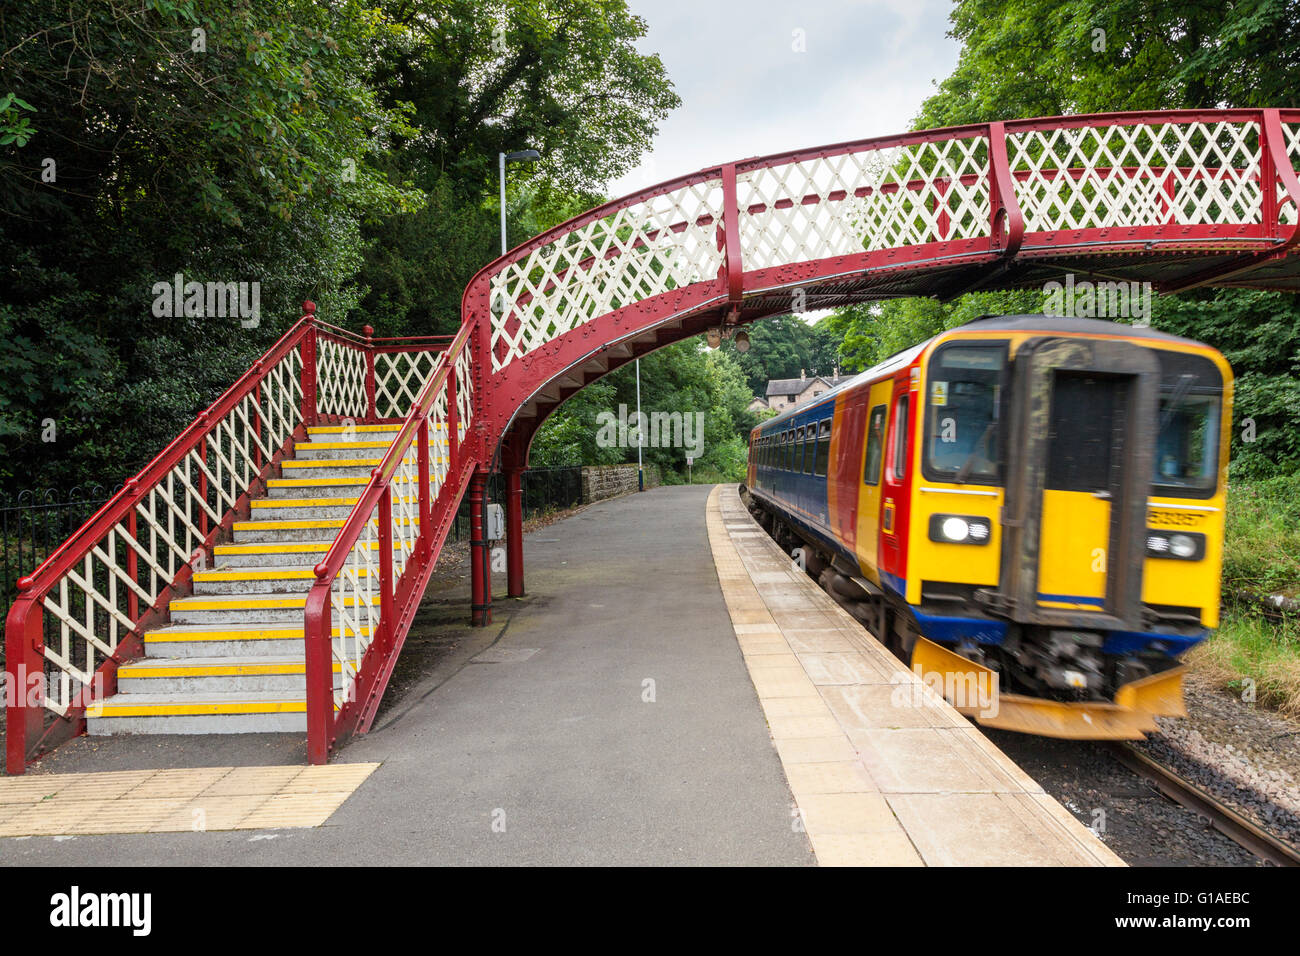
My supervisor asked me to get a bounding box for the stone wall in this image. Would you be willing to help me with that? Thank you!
[580,464,659,503]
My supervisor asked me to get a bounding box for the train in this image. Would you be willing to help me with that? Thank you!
[744,314,1231,739]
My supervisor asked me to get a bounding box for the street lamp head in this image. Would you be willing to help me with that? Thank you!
[505,149,541,163]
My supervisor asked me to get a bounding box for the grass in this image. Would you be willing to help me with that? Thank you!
[1189,610,1300,716]
[1187,474,1300,715]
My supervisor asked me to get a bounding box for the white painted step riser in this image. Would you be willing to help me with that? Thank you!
[170,606,368,625]
[192,576,366,596]
[214,549,391,569]
[294,445,398,461]
[145,639,306,658]
[280,464,385,480]
[87,713,307,735]
[307,430,403,442]
[266,479,429,499]
[118,674,316,695]
[250,504,362,521]
[233,522,417,543]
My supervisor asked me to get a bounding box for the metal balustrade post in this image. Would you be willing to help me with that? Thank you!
[377,483,394,653]
[4,596,45,774]
[417,417,432,559]
[363,325,377,422]
[506,466,524,597]
[469,469,491,626]
[301,301,318,428]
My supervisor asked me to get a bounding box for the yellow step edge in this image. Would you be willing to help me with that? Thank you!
[118,661,342,678]
[171,595,381,610]
[86,699,310,718]
[268,476,424,486]
[144,626,373,642]
[281,458,391,468]
[307,424,405,433]
[250,496,421,508]
[214,542,394,554]
[231,518,418,530]
[297,441,394,450]
[193,567,373,581]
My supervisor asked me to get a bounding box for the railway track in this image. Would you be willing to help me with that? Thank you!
[1107,742,1300,868]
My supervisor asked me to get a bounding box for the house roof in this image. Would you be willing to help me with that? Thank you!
[764,374,849,397]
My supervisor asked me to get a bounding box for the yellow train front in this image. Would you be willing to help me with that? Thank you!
[746,315,1231,739]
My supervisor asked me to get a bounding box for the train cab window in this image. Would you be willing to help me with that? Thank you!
[814,419,832,476]
[923,343,1006,484]
[890,396,910,481]
[863,405,886,485]
[803,424,816,474]
[1154,391,1219,494]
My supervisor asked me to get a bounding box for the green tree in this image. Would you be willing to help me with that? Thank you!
[820,0,1300,477]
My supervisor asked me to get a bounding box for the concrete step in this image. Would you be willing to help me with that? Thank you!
[293,440,397,460]
[143,622,373,658]
[248,496,393,521]
[265,475,436,499]
[115,655,341,694]
[168,592,380,625]
[192,565,376,596]
[306,424,403,440]
[85,689,313,735]
[280,458,392,480]
[213,540,401,569]
[231,516,417,543]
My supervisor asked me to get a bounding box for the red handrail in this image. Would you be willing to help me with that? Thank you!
[303,319,477,762]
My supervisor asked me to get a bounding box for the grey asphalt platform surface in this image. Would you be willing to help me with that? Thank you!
[1,485,814,865]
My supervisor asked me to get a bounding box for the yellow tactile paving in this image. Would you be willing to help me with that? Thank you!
[0,763,379,837]
[706,485,1124,867]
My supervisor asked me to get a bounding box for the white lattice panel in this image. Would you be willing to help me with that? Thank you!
[454,346,473,441]
[1008,121,1262,232]
[488,178,726,371]
[738,135,991,272]
[375,350,440,419]
[34,346,303,716]
[331,501,378,708]
[316,337,368,418]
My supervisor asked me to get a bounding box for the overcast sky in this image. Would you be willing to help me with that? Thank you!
[610,0,963,196]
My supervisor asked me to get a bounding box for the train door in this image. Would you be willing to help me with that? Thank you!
[878,376,913,591]
[1036,372,1120,609]
[999,338,1157,627]
[855,382,892,583]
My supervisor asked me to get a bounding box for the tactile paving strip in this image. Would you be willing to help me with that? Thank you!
[0,763,379,837]
[706,486,1124,867]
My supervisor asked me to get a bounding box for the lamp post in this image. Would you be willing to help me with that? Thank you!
[499,149,541,254]
[635,358,643,492]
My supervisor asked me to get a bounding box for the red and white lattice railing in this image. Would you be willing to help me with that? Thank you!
[466,109,1300,445]
[4,303,449,772]
[302,321,476,763]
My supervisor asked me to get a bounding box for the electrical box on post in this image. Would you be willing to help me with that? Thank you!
[486,503,505,541]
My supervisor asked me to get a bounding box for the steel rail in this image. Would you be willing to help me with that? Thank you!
[1108,741,1300,867]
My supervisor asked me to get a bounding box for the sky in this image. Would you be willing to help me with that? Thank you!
[610,0,963,197]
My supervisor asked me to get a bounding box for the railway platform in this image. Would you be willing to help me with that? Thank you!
[1,484,1119,865]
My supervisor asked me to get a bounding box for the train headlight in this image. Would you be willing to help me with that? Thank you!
[1145,530,1206,561]
[929,514,993,545]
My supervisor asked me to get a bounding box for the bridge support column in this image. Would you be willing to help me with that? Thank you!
[469,469,492,626]
[505,467,525,597]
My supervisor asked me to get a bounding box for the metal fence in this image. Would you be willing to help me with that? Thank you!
[449,466,584,542]
[0,466,586,661]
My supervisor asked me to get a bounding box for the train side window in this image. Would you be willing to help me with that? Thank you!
[863,405,887,485]
[814,418,832,476]
[890,396,910,481]
[783,430,793,471]
[802,425,816,474]
[793,426,805,472]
